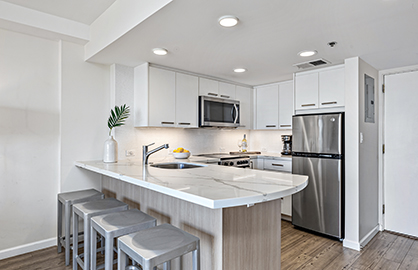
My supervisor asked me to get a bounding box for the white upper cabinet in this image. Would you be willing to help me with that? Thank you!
[278,81,293,129]
[256,84,279,129]
[148,67,176,126]
[294,72,319,110]
[319,66,345,108]
[219,82,236,99]
[235,86,252,129]
[199,77,219,97]
[134,64,198,128]
[176,73,198,128]
[255,81,293,130]
[295,65,345,112]
[199,78,236,99]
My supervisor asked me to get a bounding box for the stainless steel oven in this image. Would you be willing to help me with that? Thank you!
[199,96,240,128]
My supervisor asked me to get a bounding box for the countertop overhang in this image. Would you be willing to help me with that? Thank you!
[75,157,308,209]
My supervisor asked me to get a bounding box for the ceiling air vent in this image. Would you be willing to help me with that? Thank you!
[293,58,331,69]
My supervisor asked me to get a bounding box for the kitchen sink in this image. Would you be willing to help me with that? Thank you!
[150,162,206,169]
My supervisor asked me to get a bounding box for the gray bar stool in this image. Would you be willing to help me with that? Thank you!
[90,209,157,270]
[117,223,200,270]
[73,198,128,270]
[57,188,104,266]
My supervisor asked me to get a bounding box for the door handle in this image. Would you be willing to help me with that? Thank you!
[321,101,337,105]
[220,95,230,98]
[266,125,276,128]
[301,103,316,107]
[161,121,174,125]
[208,92,218,96]
[272,163,284,167]
[233,104,239,124]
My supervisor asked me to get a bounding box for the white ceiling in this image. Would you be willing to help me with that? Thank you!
[4,0,418,86]
[2,0,116,25]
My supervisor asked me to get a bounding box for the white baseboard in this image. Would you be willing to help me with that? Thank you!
[343,239,361,251]
[360,225,379,248]
[0,237,56,260]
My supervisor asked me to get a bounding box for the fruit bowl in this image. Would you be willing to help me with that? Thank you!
[173,152,191,159]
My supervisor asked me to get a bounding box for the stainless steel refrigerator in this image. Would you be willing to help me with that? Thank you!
[292,113,344,239]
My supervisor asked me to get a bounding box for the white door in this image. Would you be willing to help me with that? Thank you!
[384,70,418,237]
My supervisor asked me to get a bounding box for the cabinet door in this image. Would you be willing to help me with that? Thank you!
[319,67,345,108]
[278,81,293,129]
[236,86,252,129]
[176,73,198,128]
[295,72,319,110]
[281,196,292,216]
[199,77,219,97]
[148,67,176,126]
[256,85,279,129]
[219,82,236,99]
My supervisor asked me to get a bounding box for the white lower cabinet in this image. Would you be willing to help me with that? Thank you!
[262,158,292,217]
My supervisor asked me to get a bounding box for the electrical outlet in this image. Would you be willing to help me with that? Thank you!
[125,150,136,157]
[261,148,267,152]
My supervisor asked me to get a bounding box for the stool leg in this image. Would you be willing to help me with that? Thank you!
[192,240,200,270]
[91,227,97,270]
[84,214,91,270]
[164,261,171,270]
[117,247,127,270]
[57,200,62,253]
[104,234,114,270]
[73,213,79,270]
[65,202,72,266]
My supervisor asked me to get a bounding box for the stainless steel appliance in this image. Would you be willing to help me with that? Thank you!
[199,96,240,128]
[281,135,292,155]
[292,113,344,239]
[195,153,251,168]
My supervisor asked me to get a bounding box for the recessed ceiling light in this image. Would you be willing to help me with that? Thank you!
[298,50,317,57]
[153,48,168,56]
[218,16,239,27]
[234,68,247,73]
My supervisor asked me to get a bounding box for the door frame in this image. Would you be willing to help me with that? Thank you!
[378,64,418,231]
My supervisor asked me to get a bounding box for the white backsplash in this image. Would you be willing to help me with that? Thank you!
[113,64,292,160]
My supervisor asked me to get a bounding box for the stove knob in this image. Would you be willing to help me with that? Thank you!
[223,162,229,166]
[237,161,241,165]
[244,160,248,164]
[229,162,234,166]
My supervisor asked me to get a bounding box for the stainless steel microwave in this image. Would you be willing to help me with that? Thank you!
[199,96,240,128]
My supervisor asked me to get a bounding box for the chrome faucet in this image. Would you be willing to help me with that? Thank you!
[142,143,169,165]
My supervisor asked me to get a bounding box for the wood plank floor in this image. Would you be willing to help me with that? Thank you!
[1,220,418,270]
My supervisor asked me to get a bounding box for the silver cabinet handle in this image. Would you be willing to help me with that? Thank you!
[178,122,190,125]
[280,125,291,127]
[161,121,174,125]
[266,125,276,128]
[220,95,230,98]
[301,103,316,107]
[321,101,337,105]
[272,163,284,167]
[208,92,218,96]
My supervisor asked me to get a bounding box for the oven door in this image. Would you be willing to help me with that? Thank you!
[199,96,240,127]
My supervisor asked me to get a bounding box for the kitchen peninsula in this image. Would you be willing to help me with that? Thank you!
[75,158,308,270]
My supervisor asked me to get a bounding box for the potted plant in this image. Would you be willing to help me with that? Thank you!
[103,104,130,163]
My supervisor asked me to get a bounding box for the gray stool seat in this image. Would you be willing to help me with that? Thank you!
[90,209,157,270]
[73,198,128,270]
[117,224,200,270]
[57,188,104,266]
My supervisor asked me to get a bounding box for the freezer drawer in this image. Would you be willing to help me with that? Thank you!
[292,113,343,154]
[292,156,342,238]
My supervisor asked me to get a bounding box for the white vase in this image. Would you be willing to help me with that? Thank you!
[103,135,118,163]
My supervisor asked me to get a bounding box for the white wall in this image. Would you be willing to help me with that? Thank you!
[0,29,59,255]
[358,59,379,243]
[343,57,361,250]
[60,41,110,192]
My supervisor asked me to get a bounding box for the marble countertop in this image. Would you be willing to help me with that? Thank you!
[75,157,307,209]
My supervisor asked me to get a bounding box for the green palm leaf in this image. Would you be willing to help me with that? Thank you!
[108,104,130,135]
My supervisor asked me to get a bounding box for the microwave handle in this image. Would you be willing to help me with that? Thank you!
[233,104,239,124]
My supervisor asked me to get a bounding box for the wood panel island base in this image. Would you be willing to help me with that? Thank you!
[76,159,308,270]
